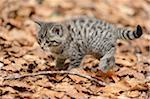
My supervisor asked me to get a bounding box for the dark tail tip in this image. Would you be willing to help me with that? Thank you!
[134,25,143,38]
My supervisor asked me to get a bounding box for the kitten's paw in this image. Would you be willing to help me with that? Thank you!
[98,63,110,73]
[98,58,115,73]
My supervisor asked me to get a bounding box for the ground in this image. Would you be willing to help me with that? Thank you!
[0,0,150,99]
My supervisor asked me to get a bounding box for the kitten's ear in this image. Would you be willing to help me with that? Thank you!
[33,20,44,27]
[33,20,44,32]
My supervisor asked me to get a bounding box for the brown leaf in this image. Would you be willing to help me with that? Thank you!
[100,81,130,94]
[117,67,145,80]
[126,90,140,98]
[68,68,88,83]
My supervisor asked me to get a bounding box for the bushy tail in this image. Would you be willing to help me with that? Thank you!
[116,25,143,40]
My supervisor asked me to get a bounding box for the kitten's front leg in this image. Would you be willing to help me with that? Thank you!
[56,57,66,69]
[67,56,83,70]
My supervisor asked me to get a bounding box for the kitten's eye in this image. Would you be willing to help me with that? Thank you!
[54,28,60,35]
[52,26,63,36]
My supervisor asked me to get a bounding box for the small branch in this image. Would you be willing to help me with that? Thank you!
[3,70,107,86]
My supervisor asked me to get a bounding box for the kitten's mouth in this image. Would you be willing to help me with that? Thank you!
[51,40,61,46]
[41,46,51,52]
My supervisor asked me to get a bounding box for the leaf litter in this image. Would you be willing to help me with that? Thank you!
[0,0,149,98]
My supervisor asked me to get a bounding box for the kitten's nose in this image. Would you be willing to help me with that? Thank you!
[41,46,44,49]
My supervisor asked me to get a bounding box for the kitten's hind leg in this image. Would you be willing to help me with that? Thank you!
[98,47,116,73]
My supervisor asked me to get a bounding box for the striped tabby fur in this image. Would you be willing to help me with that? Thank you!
[35,16,143,72]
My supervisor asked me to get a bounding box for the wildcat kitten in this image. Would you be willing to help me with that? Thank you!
[35,16,142,72]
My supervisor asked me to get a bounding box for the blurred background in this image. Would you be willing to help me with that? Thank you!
[0,0,149,98]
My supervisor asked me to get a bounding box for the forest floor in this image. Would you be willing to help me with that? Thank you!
[0,0,150,98]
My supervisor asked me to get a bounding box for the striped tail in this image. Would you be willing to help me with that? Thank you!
[116,25,143,40]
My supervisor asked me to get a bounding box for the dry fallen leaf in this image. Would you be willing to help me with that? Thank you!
[126,90,140,98]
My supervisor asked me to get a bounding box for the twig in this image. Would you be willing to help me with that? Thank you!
[3,70,107,86]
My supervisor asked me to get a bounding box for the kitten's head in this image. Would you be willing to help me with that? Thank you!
[35,21,68,51]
